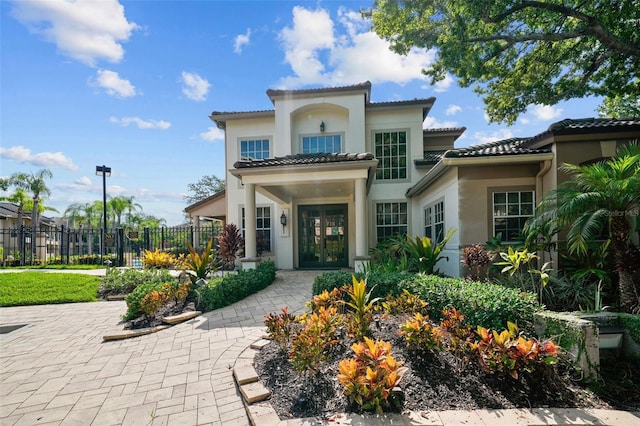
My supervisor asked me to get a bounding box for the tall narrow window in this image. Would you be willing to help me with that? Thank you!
[493,191,534,242]
[240,139,270,160]
[241,206,272,252]
[301,135,341,153]
[424,201,445,244]
[374,131,407,180]
[375,202,407,242]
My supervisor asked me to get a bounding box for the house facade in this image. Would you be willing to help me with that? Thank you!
[206,81,639,274]
[407,117,640,276]
[209,82,464,271]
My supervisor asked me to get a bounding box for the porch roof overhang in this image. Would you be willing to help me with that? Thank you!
[406,152,554,198]
[230,153,378,205]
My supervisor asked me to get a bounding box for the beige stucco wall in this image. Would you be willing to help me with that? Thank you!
[458,164,539,246]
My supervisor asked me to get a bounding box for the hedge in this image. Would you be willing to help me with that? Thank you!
[194,260,277,311]
[398,274,542,332]
[312,271,413,300]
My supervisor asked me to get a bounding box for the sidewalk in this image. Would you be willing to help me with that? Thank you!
[1,269,638,425]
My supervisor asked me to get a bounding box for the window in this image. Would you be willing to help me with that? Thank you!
[241,206,272,252]
[301,135,341,154]
[493,191,534,242]
[375,202,407,242]
[424,201,444,244]
[240,139,270,160]
[374,131,407,180]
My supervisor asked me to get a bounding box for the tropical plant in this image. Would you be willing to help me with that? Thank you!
[401,229,456,274]
[337,337,407,414]
[179,238,219,283]
[217,223,244,270]
[142,248,176,269]
[495,247,551,304]
[531,143,640,312]
[343,276,381,340]
[460,244,493,281]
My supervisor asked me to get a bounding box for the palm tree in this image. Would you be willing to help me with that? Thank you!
[0,188,30,229]
[108,195,142,227]
[533,143,640,312]
[9,169,53,231]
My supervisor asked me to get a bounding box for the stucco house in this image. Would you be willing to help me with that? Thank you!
[207,82,462,271]
[408,117,640,276]
[201,81,639,274]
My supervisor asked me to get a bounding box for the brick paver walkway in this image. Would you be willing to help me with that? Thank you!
[0,270,320,425]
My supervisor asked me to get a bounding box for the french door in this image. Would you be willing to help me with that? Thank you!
[298,204,348,268]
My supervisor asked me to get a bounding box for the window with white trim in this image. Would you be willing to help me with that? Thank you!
[241,206,272,252]
[240,139,270,160]
[424,201,444,244]
[493,191,534,242]
[301,135,341,154]
[374,130,407,180]
[375,202,407,242]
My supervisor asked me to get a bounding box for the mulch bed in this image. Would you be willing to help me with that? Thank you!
[254,314,637,420]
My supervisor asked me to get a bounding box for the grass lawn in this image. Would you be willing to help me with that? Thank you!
[0,264,105,270]
[0,273,101,307]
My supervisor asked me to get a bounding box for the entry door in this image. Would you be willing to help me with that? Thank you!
[298,204,348,268]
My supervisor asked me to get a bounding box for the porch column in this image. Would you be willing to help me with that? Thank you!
[191,215,200,249]
[354,177,370,273]
[243,183,257,264]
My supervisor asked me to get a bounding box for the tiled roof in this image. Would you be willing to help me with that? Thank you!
[423,127,467,134]
[368,98,435,108]
[234,152,375,169]
[548,117,640,131]
[267,82,372,101]
[444,138,551,158]
[414,150,447,166]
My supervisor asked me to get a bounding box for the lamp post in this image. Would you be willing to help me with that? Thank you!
[96,165,111,259]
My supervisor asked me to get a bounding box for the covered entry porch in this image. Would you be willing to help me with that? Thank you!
[230,153,378,270]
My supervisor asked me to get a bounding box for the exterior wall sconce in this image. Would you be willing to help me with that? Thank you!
[320,121,325,132]
[280,211,287,232]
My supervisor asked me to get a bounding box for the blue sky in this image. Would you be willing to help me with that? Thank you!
[1,0,603,226]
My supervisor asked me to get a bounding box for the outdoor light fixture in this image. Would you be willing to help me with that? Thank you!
[320,121,325,132]
[96,165,111,259]
[280,211,287,232]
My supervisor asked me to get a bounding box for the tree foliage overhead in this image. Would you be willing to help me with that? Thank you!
[369,0,640,124]
[184,175,225,205]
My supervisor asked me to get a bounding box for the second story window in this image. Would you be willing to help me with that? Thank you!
[240,139,270,160]
[375,130,407,180]
[301,135,341,154]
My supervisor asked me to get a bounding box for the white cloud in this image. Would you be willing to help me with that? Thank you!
[473,129,515,144]
[92,69,136,97]
[277,6,436,88]
[234,29,251,54]
[423,116,459,129]
[529,104,563,121]
[445,104,462,116]
[10,0,138,66]
[0,145,78,171]
[109,116,171,129]
[198,127,225,142]
[181,71,210,102]
[55,176,94,191]
[433,73,454,93]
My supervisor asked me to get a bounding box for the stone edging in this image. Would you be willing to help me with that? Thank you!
[102,311,202,341]
[233,338,640,426]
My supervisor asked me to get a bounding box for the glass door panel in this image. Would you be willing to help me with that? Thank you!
[299,205,347,268]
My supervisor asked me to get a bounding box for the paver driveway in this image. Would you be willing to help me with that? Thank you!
[0,270,320,425]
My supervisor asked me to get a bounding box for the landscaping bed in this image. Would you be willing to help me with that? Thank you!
[254,313,614,420]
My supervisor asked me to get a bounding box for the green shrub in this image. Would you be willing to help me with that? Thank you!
[312,271,411,300]
[398,274,541,332]
[124,281,172,320]
[100,267,173,296]
[194,260,276,311]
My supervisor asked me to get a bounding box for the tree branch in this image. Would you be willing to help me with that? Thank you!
[465,30,585,44]
[480,0,640,58]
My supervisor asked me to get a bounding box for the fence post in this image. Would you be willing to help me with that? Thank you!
[161,227,165,251]
[117,228,125,267]
[20,225,26,266]
[65,226,70,265]
[144,227,150,251]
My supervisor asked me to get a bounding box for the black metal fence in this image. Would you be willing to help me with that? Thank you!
[0,225,221,267]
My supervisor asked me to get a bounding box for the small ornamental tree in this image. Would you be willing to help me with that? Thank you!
[217,224,244,270]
